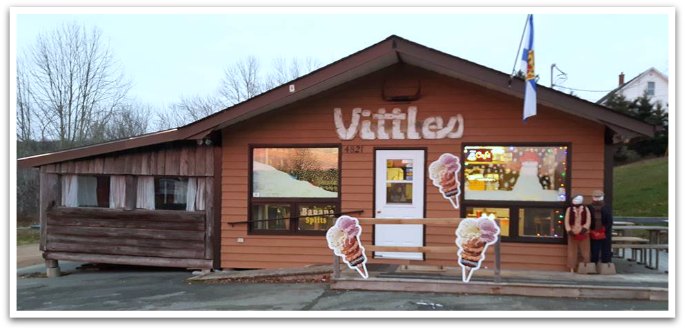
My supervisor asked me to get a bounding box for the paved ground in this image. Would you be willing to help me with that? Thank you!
[15,244,670,311]
[16,261,668,311]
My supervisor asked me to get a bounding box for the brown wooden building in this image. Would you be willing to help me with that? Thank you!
[18,36,654,273]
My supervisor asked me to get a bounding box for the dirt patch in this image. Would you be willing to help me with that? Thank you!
[198,272,332,284]
[19,271,71,279]
[17,243,44,268]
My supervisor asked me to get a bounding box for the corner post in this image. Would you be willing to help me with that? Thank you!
[45,259,60,278]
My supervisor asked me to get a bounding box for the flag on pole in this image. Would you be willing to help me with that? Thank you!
[521,14,536,120]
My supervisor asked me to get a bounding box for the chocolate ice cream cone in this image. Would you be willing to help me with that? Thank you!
[462,266,476,282]
[355,263,368,279]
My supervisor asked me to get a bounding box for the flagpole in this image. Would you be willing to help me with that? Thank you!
[508,14,531,87]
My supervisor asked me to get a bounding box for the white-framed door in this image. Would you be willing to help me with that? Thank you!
[374,149,425,260]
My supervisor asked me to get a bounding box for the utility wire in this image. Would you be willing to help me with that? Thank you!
[553,85,614,93]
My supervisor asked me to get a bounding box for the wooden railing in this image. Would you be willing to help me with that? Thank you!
[332,217,502,282]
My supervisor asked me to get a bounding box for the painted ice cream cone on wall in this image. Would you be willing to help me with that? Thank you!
[326,216,368,279]
[455,214,500,282]
[429,153,462,209]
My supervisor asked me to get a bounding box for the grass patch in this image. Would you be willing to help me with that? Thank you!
[17,228,41,246]
[613,157,668,216]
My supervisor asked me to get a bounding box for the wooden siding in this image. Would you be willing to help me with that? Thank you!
[45,207,212,268]
[220,65,605,271]
[41,144,214,177]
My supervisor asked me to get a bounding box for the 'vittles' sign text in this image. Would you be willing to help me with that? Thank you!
[334,106,464,140]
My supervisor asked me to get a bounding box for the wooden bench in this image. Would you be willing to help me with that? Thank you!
[611,237,648,260]
[612,244,668,270]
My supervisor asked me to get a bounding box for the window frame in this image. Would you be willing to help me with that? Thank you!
[460,142,572,244]
[154,176,190,211]
[248,144,342,236]
[646,81,656,96]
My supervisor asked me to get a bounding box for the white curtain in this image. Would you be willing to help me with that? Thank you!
[109,176,127,209]
[173,179,188,204]
[186,178,197,211]
[136,176,155,210]
[61,175,79,207]
[195,178,206,211]
[77,176,98,207]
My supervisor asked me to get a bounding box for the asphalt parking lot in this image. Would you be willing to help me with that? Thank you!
[16,262,668,312]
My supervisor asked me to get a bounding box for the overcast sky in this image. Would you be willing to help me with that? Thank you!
[13,8,671,115]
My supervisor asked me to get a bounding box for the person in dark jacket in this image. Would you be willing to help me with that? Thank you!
[589,190,615,274]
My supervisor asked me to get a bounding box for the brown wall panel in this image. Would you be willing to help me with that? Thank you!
[220,65,603,271]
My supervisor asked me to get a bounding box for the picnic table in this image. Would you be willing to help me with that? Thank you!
[612,225,668,270]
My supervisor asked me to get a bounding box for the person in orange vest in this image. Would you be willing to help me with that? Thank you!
[564,194,592,273]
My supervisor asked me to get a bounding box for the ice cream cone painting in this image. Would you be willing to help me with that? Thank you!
[429,153,461,209]
[326,216,368,279]
[455,214,500,282]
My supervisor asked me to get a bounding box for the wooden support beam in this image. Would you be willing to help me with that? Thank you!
[357,218,462,225]
[364,245,457,253]
[39,172,59,251]
[44,252,213,269]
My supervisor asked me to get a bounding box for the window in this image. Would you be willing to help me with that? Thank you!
[155,177,188,210]
[463,145,568,202]
[461,144,569,243]
[646,81,655,96]
[518,208,564,238]
[386,159,414,204]
[250,146,340,234]
[62,175,110,207]
[465,207,510,237]
[251,204,291,230]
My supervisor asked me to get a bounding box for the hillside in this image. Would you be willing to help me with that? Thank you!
[613,157,668,216]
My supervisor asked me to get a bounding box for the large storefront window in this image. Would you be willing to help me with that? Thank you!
[250,146,340,234]
[463,145,568,202]
[462,144,569,243]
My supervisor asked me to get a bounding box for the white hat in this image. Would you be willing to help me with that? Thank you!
[572,195,584,205]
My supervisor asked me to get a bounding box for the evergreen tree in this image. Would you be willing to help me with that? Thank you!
[603,91,668,160]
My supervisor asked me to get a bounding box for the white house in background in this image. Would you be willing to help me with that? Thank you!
[598,67,669,112]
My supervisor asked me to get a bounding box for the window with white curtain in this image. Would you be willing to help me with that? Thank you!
[109,176,127,209]
[136,176,156,210]
[62,175,110,207]
[154,177,192,210]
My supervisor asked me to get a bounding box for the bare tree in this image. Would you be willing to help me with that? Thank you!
[219,56,266,106]
[98,102,153,141]
[156,56,322,129]
[154,95,223,130]
[26,23,131,149]
[267,57,321,88]
[16,58,35,142]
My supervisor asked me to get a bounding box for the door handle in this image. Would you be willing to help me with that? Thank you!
[377,210,382,214]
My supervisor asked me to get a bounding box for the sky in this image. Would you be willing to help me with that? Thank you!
[13,8,671,115]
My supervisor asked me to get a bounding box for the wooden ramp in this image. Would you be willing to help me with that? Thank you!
[331,266,668,301]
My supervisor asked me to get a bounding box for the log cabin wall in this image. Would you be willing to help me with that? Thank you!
[221,64,605,271]
[39,141,217,269]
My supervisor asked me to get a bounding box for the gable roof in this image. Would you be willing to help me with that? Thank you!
[597,67,669,104]
[18,35,655,168]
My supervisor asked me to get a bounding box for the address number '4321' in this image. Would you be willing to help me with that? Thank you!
[343,145,363,154]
